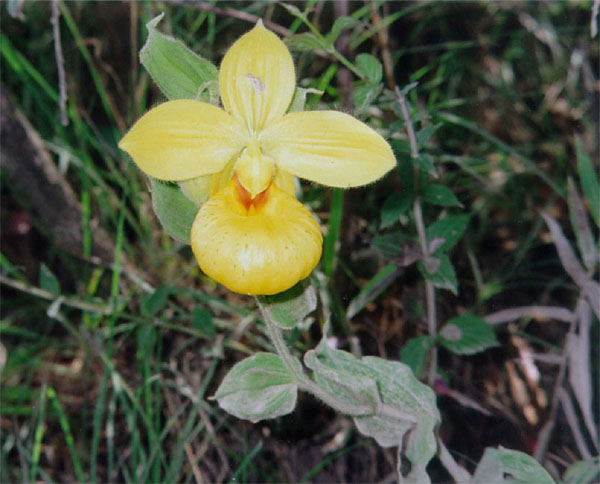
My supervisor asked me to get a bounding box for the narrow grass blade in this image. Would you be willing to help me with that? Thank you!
[228,440,263,484]
[323,188,344,277]
[46,387,85,482]
[29,384,48,482]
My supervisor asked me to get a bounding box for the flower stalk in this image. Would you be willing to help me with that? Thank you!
[395,86,439,386]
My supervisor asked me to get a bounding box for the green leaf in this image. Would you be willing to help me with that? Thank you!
[418,253,458,294]
[426,214,471,253]
[400,336,435,379]
[354,357,440,483]
[39,264,60,296]
[284,32,324,52]
[416,124,441,148]
[304,349,381,416]
[309,337,440,483]
[261,282,317,330]
[472,447,555,484]
[563,457,600,484]
[567,178,597,272]
[575,136,600,228]
[373,231,414,259]
[422,184,463,208]
[137,324,156,356]
[288,86,319,113]
[149,178,198,244]
[140,13,218,100]
[178,175,211,207]
[355,53,383,83]
[142,285,170,316]
[417,153,438,177]
[346,263,400,319]
[191,307,215,337]
[325,16,358,46]
[215,353,300,423]
[380,192,411,228]
[390,139,411,156]
[353,81,383,111]
[439,314,498,355]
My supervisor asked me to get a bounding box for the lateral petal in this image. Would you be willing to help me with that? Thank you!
[191,180,322,295]
[219,21,295,134]
[261,111,396,187]
[119,100,247,181]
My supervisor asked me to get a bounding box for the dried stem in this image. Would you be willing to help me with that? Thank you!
[395,86,439,386]
[0,274,111,314]
[533,302,578,462]
[556,388,593,460]
[51,0,68,126]
[370,3,396,90]
[334,0,354,110]
[438,439,471,483]
[166,0,291,37]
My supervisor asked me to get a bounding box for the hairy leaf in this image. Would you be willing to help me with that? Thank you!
[140,13,218,100]
[215,353,300,423]
[309,339,440,483]
[471,447,554,483]
[261,282,317,330]
[149,178,198,244]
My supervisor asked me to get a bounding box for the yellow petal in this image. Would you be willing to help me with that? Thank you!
[209,157,237,197]
[119,100,247,181]
[179,175,213,206]
[273,168,295,197]
[219,21,295,134]
[261,111,396,187]
[234,140,274,198]
[191,180,322,295]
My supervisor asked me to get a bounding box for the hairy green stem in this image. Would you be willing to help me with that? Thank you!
[285,6,367,81]
[257,298,367,415]
[257,298,417,423]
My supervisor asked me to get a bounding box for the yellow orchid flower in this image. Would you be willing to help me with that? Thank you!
[119,21,395,296]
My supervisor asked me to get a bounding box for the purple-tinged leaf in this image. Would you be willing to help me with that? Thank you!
[541,212,587,286]
[568,298,598,450]
[567,178,597,272]
[484,305,575,325]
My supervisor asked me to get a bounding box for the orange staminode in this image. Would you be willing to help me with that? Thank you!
[233,174,271,214]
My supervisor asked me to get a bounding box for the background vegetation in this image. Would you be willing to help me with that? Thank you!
[1,1,598,482]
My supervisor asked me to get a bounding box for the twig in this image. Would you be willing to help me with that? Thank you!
[438,439,471,483]
[0,274,112,314]
[591,0,599,38]
[130,2,139,120]
[395,86,439,386]
[166,0,291,37]
[370,3,395,90]
[51,0,68,127]
[556,388,593,460]
[334,0,353,110]
[163,388,207,484]
[533,304,578,462]
[484,305,576,325]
